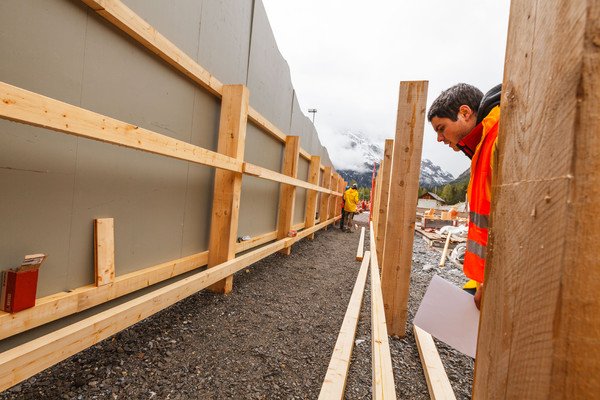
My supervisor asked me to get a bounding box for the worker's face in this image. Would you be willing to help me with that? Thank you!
[430,105,476,151]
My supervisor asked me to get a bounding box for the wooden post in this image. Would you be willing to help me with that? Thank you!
[207,84,249,293]
[375,140,394,264]
[305,155,321,240]
[94,218,115,287]
[473,1,600,398]
[277,136,300,255]
[320,166,332,229]
[371,162,382,239]
[380,81,428,337]
[328,173,338,221]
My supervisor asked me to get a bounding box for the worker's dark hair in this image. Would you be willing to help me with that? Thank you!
[427,83,484,122]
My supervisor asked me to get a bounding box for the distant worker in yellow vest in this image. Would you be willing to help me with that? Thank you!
[428,83,501,309]
[343,184,359,232]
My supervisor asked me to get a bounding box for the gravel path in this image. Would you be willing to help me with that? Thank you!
[1,213,474,399]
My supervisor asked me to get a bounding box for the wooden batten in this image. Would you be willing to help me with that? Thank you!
[305,156,321,240]
[380,81,428,338]
[277,136,300,255]
[375,140,394,264]
[320,167,333,228]
[319,252,370,400]
[369,222,396,399]
[356,227,366,261]
[413,325,456,400]
[207,85,249,293]
[94,218,115,287]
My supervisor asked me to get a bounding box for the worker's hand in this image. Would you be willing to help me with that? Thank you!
[474,284,483,310]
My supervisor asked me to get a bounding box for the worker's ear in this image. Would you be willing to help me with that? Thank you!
[458,105,475,122]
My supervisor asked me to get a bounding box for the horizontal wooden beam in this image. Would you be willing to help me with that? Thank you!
[243,162,341,196]
[0,239,287,393]
[319,252,370,400]
[413,325,456,400]
[369,222,396,399]
[0,81,242,172]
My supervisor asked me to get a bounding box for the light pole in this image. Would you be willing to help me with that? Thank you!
[308,108,317,124]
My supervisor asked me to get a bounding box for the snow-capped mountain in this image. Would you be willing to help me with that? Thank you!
[332,131,456,189]
[419,159,455,187]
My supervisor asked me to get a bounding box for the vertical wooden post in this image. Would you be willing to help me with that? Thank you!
[380,81,428,337]
[328,173,338,221]
[376,140,394,264]
[207,84,249,293]
[305,155,321,240]
[277,136,300,255]
[473,1,600,398]
[94,218,115,287]
[320,166,332,229]
[371,162,382,239]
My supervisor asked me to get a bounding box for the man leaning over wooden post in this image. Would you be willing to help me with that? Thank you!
[427,83,501,309]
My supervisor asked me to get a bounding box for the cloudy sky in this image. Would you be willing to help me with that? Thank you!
[261,0,511,178]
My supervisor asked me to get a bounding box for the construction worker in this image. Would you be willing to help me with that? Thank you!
[343,183,359,232]
[428,83,501,309]
[340,185,349,230]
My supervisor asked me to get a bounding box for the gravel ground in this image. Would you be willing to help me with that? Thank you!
[1,213,473,399]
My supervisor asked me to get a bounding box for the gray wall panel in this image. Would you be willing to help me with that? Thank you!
[238,123,282,237]
[122,0,203,61]
[198,1,253,85]
[246,0,294,135]
[0,0,334,299]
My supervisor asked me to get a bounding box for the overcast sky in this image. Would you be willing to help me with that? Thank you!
[261,0,511,178]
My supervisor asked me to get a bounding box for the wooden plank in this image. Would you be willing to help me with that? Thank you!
[375,140,394,264]
[80,0,316,163]
[318,252,371,400]
[277,136,300,255]
[319,167,333,227]
[0,81,242,173]
[234,231,278,253]
[413,325,456,400]
[304,156,321,240]
[207,85,249,293]
[328,173,338,221]
[0,239,287,393]
[369,222,397,399]
[356,227,366,261]
[380,81,428,337]
[94,218,115,287]
[473,1,600,398]
[372,162,382,240]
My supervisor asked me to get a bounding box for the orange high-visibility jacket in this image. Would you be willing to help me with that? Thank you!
[464,106,500,283]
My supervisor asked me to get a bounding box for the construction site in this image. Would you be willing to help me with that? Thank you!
[0,0,598,399]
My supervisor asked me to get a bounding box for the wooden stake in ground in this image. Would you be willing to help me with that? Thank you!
[439,233,452,268]
[473,0,600,398]
[320,166,332,229]
[380,81,428,338]
[375,139,394,264]
[207,84,249,293]
[305,156,321,240]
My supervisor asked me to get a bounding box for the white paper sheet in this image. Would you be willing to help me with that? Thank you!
[413,275,480,358]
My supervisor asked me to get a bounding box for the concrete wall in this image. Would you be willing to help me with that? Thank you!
[0,0,333,297]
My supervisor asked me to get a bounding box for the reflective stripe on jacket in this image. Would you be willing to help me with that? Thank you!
[464,106,500,283]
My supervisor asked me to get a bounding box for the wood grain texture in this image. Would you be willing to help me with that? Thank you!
[369,222,397,399]
[375,140,394,264]
[356,227,365,261]
[207,85,249,293]
[318,252,370,400]
[473,1,600,398]
[414,325,456,400]
[94,218,115,287]
[304,156,321,240]
[380,81,428,337]
[320,167,333,225]
[277,136,300,255]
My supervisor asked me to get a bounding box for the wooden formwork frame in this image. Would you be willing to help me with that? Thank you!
[0,0,344,390]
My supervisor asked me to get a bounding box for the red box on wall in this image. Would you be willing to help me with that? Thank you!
[1,269,39,313]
